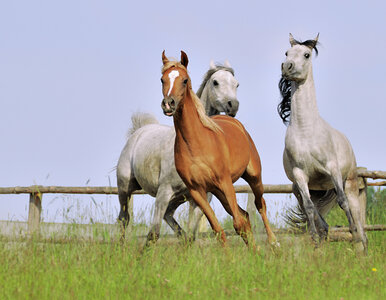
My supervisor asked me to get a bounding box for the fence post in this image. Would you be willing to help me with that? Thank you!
[357,167,368,225]
[28,192,42,235]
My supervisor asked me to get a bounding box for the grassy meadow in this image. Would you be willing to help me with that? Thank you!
[0,188,384,299]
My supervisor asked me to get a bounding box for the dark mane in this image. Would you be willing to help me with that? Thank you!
[278,36,320,125]
[196,64,234,98]
[277,77,292,125]
[293,38,319,56]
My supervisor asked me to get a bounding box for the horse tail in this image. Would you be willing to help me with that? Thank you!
[284,189,337,231]
[127,112,159,138]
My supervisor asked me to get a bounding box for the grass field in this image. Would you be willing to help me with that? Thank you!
[0,188,384,300]
[0,229,384,299]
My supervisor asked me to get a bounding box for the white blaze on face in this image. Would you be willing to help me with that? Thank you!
[167,70,180,96]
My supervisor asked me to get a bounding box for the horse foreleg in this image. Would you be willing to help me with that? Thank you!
[163,196,188,243]
[242,172,277,246]
[330,169,361,243]
[214,180,255,248]
[189,188,227,246]
[293,168,320,244]
[187,193,212,241]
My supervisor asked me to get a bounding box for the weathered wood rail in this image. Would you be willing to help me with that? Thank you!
[0,168,385,236]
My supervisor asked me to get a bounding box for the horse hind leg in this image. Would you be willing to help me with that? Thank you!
[117,178,139,242]
[330,168,367,253]
[310,190,335,241]
[163,195,189,244]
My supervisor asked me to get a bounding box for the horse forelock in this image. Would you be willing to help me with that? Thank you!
[189,89,223,133]
[292,38,319,56]
[196,65,235,98]
[161,61,188,75]
[278,77,292,125]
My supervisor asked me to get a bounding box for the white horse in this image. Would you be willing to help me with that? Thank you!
[117,61,239,247]
[278,34,368,253]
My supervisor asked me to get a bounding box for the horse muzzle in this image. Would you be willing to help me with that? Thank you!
[161,98,176,116]
[224,99,239,117]
[281,61,297,80]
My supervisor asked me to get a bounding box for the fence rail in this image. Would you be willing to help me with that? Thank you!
[0,168,385,236]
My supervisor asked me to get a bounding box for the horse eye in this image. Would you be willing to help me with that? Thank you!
[304,53,310,59]
[183,79,188,84]
[236,83,239,88]
[160,78,164,84]
[285,52,288,56]
[213,80,219,86]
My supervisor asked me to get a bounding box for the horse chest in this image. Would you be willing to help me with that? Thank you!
[285,130,332,171]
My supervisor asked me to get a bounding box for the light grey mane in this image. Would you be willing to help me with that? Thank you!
[196,65,235,98]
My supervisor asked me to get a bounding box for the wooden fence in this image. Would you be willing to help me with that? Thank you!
[0,168,385,236]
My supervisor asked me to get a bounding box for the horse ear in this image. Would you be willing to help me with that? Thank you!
[314,33,319,44]
[180,51,189,68]
[289,33,297,46]
[209,59,216,70]
[162,50,169,65]
[224,60,231,68]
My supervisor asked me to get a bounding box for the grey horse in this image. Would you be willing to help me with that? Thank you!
[117,61,239,247]
[278,34,368,253]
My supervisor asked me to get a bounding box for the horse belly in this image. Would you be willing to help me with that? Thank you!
[131,129,172,197]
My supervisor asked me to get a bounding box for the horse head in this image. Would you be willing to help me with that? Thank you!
[281,33,319,83]
[200,60,239,117]
[161,50,190,116]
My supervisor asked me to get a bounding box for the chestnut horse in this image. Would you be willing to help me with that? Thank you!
[160,50,277,247]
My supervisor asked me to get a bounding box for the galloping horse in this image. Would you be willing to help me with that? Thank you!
[117,60,240,247]
[161,50,277,247]
[278,34,368,253]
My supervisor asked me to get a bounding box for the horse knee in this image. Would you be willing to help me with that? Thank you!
[233,215,249,233]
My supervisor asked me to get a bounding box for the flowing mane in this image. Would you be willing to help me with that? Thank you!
[196,64,235,98]
[278,38,320,125]
[277,77,292,125]
[188,89,222,133]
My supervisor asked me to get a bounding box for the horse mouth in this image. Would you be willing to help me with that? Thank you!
[162,109,175,116]
[282,71,300,82]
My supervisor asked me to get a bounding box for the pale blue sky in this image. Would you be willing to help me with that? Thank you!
[0,1,385,224]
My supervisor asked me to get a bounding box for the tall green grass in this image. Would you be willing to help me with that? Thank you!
[0,232,384,299]
[0,188,384,299]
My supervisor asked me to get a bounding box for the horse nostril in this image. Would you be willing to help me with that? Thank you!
[228,101,232,108]
[288,63,293,70]
[170,99,175,107]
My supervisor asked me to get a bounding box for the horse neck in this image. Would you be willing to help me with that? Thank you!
[289,69,320,129]
[199,83,217,116]
[173,90,208,145]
